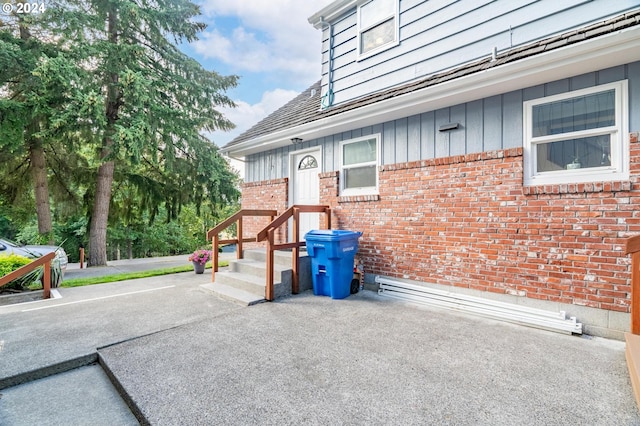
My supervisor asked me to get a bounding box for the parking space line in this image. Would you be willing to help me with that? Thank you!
[21,285,176,312]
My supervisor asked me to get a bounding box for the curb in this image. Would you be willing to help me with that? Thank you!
[0,353,97,390]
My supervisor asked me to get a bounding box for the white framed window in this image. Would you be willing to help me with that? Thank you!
[523,80,629,186]
[357,0,399,59]
[340,134,380,196]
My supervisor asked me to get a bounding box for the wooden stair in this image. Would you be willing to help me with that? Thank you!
[201,248,312,306]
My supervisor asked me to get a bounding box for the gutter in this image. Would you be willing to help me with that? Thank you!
[223,152,245,163]
[226,25,640,158]
[308,0,358,28]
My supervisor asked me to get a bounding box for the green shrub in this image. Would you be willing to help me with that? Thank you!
[0,253,31,276]
[0,253,43,291]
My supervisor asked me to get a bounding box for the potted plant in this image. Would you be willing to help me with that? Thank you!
[188,249,210,274]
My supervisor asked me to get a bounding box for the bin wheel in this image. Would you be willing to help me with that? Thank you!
[350,278,359,294]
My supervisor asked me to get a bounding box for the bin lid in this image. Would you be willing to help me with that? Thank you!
[304,230,362,241]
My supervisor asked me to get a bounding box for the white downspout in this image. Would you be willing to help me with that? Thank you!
[319,17,335,109]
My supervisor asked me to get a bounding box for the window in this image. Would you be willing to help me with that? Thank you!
[358,0,399,58]
[298,155,318,170]
[340,135,379,195]
[523,81,629,186]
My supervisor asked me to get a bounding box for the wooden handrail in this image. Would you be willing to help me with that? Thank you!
[0,251,55,299]
[207,209,277,240]
[626,235,640,335]
[257,205,331,301]
[256,205,330,242]
[207,209,277,282]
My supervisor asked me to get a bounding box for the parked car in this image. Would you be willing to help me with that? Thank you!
[0,238,68,286]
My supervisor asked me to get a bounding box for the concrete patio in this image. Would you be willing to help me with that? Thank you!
[0,268,638,425]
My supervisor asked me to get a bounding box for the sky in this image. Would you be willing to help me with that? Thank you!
[180,0,335,148]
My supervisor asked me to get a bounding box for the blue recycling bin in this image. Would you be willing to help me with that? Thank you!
[305,230,362,299]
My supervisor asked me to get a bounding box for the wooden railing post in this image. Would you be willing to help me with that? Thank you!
[292,207,300,294]
[266,228,275,301]
[631,251,640,335]
[43,258,51,299]
[325,207,331,229]
[625,235,640,335]
[624,235,640,411]
[237,217,243,260]
[212,234,219,282]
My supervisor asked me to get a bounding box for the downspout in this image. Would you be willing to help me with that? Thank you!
[319,17,335,109]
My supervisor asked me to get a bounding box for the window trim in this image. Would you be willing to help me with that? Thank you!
[356,0,399,60]
[523,80,629,187]
[339,134,380,196]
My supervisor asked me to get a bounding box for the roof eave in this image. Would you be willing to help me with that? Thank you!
[308,0,359,28]
[224,26,640,158]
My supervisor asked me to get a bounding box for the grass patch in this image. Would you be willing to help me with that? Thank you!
[60,260,229,288]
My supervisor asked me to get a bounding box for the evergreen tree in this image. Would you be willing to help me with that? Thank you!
[0,12,60,242]
[1,1,239,263]
[55,0,239,265]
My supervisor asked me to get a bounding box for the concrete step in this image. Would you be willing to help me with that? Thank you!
[200,283,266,306]
[230,258,292,282]
[208,248,313,305]
[213,270,291,299]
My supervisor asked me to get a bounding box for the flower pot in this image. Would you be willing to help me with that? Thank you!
[193,261,205,274]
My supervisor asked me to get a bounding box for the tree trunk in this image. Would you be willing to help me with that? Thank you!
[88,8,120,266]
[88,159,114,266]
[28,136,53,243]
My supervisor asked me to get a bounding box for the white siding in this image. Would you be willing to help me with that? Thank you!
[246,65,639,182]
[320,0,640,106]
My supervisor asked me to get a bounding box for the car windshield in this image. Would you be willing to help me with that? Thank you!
[1,238,21,248]
[0,238,54,260]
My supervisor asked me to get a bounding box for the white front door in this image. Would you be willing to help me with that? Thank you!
[292,150,320,240]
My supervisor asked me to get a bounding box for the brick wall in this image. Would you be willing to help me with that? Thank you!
[241,142,639,313]
[240,178,289,246]
[318,145,640,313]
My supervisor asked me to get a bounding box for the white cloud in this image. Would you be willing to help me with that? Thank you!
[195,0,334,174]
[194,0,333,85]
[208,88,301,147]
[194,28,278,73]
[198,1,329,36]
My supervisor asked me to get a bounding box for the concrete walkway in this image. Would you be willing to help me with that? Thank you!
[64,253,235,280]
[1,267,639,425]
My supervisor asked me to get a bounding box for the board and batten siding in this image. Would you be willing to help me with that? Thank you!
[320,0,640,107]
[245,63,640,183]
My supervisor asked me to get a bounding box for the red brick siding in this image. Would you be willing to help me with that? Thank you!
[317,145,640,313]
[240,178,288,246]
